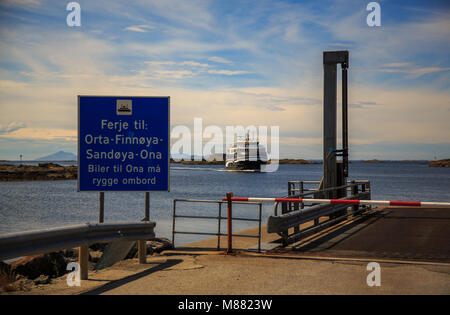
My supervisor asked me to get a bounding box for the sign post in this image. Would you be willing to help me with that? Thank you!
[99,191,104,223]
[78,96,170,220]
[144,191,150,221]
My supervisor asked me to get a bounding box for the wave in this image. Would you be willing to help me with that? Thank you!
[170,166,257,173]
[170,166,224,171]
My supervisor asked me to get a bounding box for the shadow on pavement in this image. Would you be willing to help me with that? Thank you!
[80,259,182,295]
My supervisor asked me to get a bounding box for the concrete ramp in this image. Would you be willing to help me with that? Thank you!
[275,207,450,263]
[96,240,136,270]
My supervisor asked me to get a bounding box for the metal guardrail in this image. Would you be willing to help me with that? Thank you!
[0,221,156,280]
[280,180,371,215]
[172,199,262,252]
[269,180,371,245]
[268,192,371,232]
[0,221,156,261]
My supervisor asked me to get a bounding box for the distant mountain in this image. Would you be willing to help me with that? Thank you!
[35,151,77,161]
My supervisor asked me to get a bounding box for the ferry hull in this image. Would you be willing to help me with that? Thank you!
[226,160,267,171]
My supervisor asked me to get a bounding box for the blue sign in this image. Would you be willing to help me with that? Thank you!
[78,96,170,191]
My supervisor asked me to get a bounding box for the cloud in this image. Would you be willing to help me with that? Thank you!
[349,101,378,109]
[139,60,209,80]
[207,69,250,76]
[137,60,250,81]
[1,1,449,160]
[149,69,195,80]
[1,0,41,7]
[124,25,156,33]
[328,43,353,48]
[408,67,450,78]
[328,8,450,79]
[178,61,210,68]
[381,62,413,68]
[0,80,28,88]
[0,126,76,142]
[208,56,233,64]
[144,60,210,69]
[0,122,26,134]
[142,0,214,31]
[229,90,321,111]
[376,63,450,78]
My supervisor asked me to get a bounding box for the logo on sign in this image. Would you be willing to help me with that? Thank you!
[117,100,132,115]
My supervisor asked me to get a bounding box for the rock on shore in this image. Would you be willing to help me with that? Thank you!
[0,239,174,293]
[126,238,174,259]
[429,159,450,167]
[0,252,71,292]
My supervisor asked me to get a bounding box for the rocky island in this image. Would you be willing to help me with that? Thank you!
[0,158,321,181]
[277,159,321,164]
[0,163,77,182]
[363,159,383,163]
[170,158,223,165]
[429,159,450,167]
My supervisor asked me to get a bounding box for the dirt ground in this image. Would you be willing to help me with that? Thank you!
[4,252,449,295]
[3,207,450,295]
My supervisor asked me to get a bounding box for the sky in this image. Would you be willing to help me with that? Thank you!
[0,0,449,160]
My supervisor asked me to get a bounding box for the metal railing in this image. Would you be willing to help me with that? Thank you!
[269,180,371,245]
[287,180,370,196]
[0,221,156,279]
[280,180,371,215]
[172,199,263,252]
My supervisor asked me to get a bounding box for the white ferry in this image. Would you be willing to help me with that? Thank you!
[225,134,269,171]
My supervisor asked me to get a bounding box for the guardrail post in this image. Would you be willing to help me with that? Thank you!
[226,192,233,254]
[351,180,358,213]
[288,182,292,211]
[258,203,262,253]
[138,240,146,264]
[144,192,150,221]
[281,201,288,214]
[217,202,222,250]
[172,200,177,248]
[79,245,89,280]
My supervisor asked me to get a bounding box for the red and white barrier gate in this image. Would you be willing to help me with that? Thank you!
[222,196,450,208]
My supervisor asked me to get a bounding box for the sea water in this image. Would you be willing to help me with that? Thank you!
[0,161,449,246]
